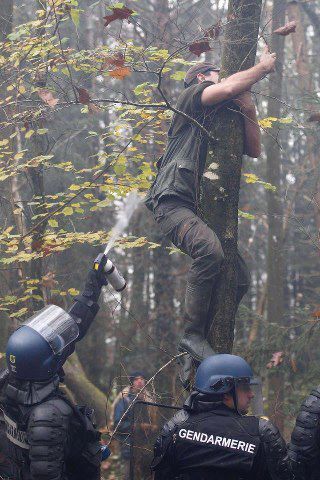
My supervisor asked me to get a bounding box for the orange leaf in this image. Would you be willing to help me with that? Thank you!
[109,66,131,80]
[42,271,58,289]
[273,21,297,36]
[266,351,284,369]
[106,52,125,68]
[38,89,59,108]
[189,41,211,57]
[205,22,222,40]
[103,6,134,27]
[76,87,91,104]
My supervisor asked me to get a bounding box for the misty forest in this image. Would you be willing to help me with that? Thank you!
[1,0,320,478]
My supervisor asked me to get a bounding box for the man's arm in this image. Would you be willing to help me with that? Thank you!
[259,418,292,480]
[234,91,261,158]
[289,387,320,480]
[201,46,276,107]
[68,255,108,341]
[28,401,71,480]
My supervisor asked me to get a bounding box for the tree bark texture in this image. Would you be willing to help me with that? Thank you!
[64,353,107,428]
[265,0,286,432]
[200,0,262,353]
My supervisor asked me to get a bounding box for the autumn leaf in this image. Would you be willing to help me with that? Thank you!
[109,66,131,80]
[311,308,320,318]
[105,52,125,68]
[273,20,296,36]
[103,6,134,27]
[38,89,59,108]
[266,351,284,369]
[205,22,222,40]
[307,113,320,123]
[189,41,211,57]
[75,87,99,113]
[76,87,91,104]
[42,271,57,289]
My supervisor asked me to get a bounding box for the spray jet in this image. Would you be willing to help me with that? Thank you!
[93,191,141,292]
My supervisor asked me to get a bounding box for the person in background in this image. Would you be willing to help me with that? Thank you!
[112,372,154,479]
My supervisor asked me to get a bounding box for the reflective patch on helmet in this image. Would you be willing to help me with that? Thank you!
[4,413,29,450]
[9,354,16,364]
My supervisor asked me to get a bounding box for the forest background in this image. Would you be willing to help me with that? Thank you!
[1,0,320,477]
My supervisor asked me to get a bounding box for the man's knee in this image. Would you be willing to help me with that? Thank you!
[201,238,225,268]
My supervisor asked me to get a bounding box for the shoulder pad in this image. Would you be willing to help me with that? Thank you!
[151,410,188,471]
[259,417,279,439]
[162,409,189,437]
[259,419,292,480]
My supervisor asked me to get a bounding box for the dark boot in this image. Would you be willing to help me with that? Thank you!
[178,354,200,390]
[178,283,215,362]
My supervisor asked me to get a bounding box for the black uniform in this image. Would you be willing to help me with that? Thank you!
[2,269,104,480]
[289,386,320,480]
[152,396,292,480]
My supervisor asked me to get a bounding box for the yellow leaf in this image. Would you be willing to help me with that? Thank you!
[62,206,73,216]
[69,184,81,191]
[25,129,34,139]
[68,288,80,296]
[48,219,58,227]
[0,139,9,146]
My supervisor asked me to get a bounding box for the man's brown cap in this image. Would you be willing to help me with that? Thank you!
[184,62,220,88]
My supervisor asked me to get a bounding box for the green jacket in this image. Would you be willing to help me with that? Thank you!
[145,81,216,212]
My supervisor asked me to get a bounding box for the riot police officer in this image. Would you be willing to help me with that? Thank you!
[289,386,320,479]
[151,354,292,480]
[1,254,112,480]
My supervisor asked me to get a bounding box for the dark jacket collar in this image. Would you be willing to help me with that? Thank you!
[5,374,60,406]
[184,391,239,416]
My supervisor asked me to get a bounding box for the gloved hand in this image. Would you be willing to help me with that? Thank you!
[82,254,108,303]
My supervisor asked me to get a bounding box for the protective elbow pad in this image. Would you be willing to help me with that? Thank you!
[28,401,71,480]
[259,418,292,480]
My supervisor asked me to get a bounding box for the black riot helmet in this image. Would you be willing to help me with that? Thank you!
[6,305,79,381]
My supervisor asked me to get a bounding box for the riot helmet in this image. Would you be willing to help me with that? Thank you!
[6,305,79,381]
[195,354,262,415]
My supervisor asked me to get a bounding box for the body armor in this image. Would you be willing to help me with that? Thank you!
[289,386,320,480]
[152,404,291,480]
[3,386,101,480]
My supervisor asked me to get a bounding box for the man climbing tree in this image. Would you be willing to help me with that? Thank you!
[145,48,276,362]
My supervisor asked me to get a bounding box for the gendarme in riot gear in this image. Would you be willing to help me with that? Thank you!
[289,385,320,480]
[151,354,292,480]
[1,253,116,480]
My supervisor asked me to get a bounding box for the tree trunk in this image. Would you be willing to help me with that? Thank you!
[64,353,107,428]
[265,0,286,432]
[200,0,262,353]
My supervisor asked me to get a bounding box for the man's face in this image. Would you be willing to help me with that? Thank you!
[224,383,255,415]
[197,70,220,84]
[132,376,146,392]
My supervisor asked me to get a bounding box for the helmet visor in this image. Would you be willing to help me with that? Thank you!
[249,377,264,416]
[234,377,264,416]
[23,305,79,354]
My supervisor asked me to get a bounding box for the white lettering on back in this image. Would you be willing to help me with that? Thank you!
[177,427,257,455]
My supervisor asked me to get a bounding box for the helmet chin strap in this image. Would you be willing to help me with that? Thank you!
[231,385,241,415]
